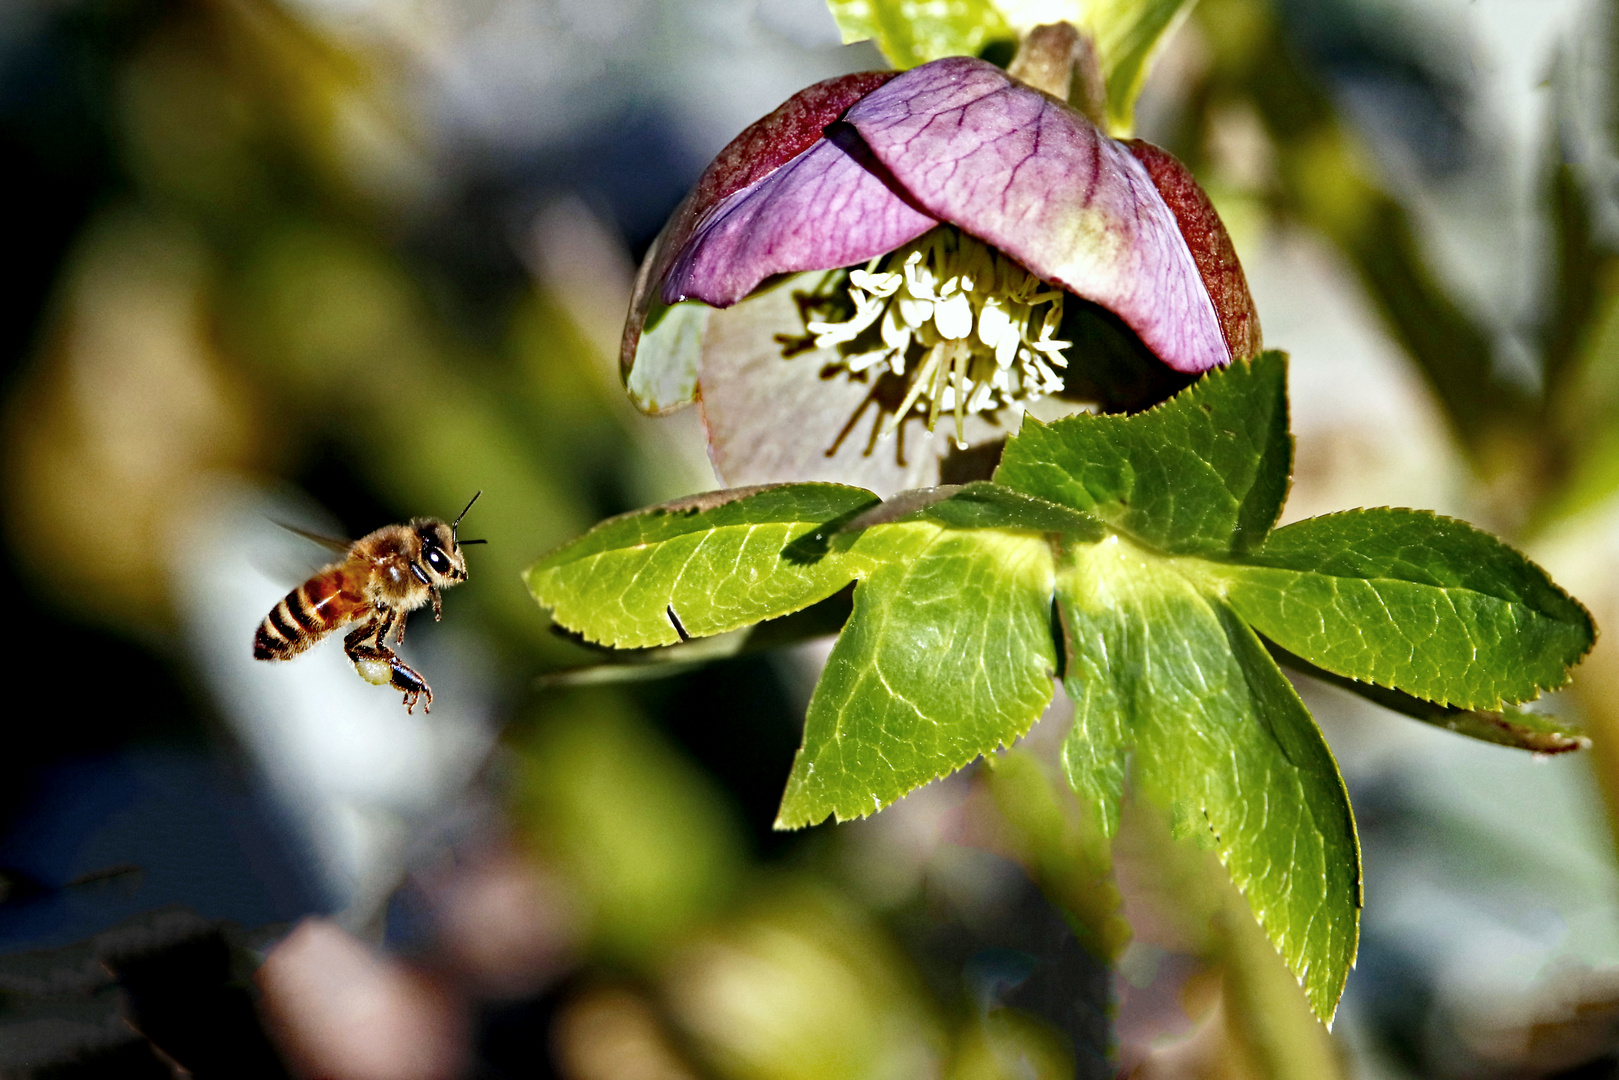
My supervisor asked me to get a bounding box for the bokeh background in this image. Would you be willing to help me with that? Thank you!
[2,0,1618,1076]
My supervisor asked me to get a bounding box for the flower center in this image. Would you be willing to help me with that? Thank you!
[787,227,1071,448]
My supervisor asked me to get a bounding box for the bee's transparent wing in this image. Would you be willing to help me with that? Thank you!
[272,521,351,554]
[252,519,351,589]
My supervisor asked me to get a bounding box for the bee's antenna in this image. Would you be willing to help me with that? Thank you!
[452,491,482,540]
[459,539,488,546]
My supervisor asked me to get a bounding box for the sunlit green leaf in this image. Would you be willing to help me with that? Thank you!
[525,483,877,647]
[995,350,1291,556]
[777,521,1058,826]
[538,590,858,687]
[1057,535,1359,1023]
[826,0,1016,70]
[1268,642,1590,755]
[529,351,1597,1028]
[855,480,1105,538]
[1213,509,1596,710]
[829,0,1200,134]
[1084,0,1200,134]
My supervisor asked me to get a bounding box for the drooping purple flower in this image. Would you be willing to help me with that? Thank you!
[620,54,1261,490]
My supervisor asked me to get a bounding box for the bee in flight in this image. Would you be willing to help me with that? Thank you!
[253,493,486,713]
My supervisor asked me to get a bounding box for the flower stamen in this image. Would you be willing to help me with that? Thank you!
[791,227,1072,447]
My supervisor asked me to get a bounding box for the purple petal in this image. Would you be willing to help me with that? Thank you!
[662,126,938,308]
[845,56,1229,374]
[621,71,897,384]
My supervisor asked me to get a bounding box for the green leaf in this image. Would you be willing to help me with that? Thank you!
[1267,642,1590,755]
[826,0,1016,70]
[1056,536,1360,1023]
[1057,555,1131,841]
[538,588,859,688]
[1084,0,1200,135]
[995,351,1292,556]
[834,0,1199,134]
[531,324,1603,1029]
[922,482,1106,538]
[842,481,1106,538]
[1213,508,1596,710]
[525,483,877,648]
[777,521,1058,826]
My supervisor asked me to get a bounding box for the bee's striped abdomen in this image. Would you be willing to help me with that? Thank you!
[254,569,366,661]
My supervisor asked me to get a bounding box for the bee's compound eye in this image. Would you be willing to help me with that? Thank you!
[427,548,450,574]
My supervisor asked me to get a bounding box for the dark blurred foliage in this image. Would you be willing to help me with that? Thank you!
[0,0,236,972]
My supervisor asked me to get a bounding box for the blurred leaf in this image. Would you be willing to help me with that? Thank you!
[1216,509,1596,710]
[663,883,943,1080]
[1541,148,1613,402]
[825,0,1016,70]
[1545,276,1619,522]
[994,351,1291,556]
[1055,534,1360,1023]
[512,693,745,963]
[777,521,1058,827]
[948,1007,1075,1080]
[981,748,1128,961]
[1346,198,1528,459]
[1198,0,1527,465]
[215,0,424,212]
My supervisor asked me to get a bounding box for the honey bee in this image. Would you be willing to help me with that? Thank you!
[253,493,486,713]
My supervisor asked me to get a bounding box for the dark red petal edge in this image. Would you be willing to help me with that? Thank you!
[1125,141,1263,360]
[620,70,900,382]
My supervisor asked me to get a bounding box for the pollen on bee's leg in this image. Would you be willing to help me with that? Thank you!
[355,657,392,686]
[794,226,1072,438]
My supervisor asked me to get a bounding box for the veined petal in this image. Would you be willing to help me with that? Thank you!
[620,70,898,387]
[661,126,939,308]
[844,56,1230,374]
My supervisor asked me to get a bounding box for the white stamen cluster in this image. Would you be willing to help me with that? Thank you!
[802,228,1071,447]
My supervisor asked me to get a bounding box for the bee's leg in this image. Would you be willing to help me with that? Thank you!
[344,616,433,714]
[394,611,408,646]
[431,588,443,621]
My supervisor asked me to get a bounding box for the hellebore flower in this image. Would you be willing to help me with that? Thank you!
[621,54,1260,489]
